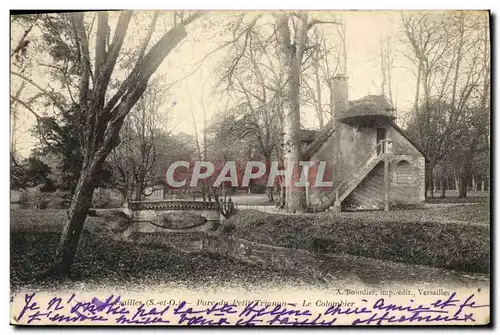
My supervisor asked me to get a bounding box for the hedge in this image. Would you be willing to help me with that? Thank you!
[221,210,490,273]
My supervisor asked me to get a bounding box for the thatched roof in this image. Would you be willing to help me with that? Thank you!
[298,95,410,159]
[339,95,396,121]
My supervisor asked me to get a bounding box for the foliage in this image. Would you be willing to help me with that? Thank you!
[38,13,82,80]
[91,188,124,209]
[19,187,71,209]
[11,100,113,192]
[11,156,55,191]
[30,104,114,192]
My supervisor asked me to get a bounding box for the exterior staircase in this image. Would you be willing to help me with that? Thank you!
[319,140,393,212]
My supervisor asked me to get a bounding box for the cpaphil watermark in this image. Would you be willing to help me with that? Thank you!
[163,160,334,190]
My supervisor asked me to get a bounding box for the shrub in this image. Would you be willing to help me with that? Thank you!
[24,186,44,208]
[20,187,72,209]
[92,188,124,208]
[47,189,72,209]
[222,210,490,273]
[10,190,28,203]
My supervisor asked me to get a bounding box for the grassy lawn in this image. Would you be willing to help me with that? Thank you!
[340,203,490,225]
[231,195,490,225]
[202,191,490,208]
[424,190,489,204]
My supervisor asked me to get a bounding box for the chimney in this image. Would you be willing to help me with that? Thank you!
[332,74,349,120]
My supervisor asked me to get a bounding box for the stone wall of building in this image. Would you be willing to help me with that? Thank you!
[386,126,421,156]
[389,155,426,205]
[344,154,425,210]
[307,123,378,205]
[308,123,425,209]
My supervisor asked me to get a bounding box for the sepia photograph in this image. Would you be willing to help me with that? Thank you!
[9,9,491,326]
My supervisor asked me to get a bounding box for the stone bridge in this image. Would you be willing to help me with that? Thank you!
[123,200,223,234]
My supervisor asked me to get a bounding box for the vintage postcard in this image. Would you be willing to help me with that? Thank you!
[10,10,491,326]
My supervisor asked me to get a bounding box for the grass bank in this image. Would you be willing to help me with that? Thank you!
[11,208,490,289]
[10,209,305,290]
[221,206,490,274]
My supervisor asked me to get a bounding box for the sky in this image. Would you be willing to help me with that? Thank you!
[10,10,456,158]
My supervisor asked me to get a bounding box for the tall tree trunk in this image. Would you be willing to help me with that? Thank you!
[266,186,274,203]
[276,13,307,213]
[414,61,422,114]
[386,39,394,108]
[47,13,205,276]
[201,185,207,201]
[427,164,434,198]
[458,160,471,198]
[279,178,285,208]
[425,172,429,198]
[380,36,387,97]
[327,80,334,117]
[459,135,479,198]
[202,98,211,202]
[190,108,206,202]
[284,62,306,212]
[50,161,97,275]
[133,167,146,201]
[340,19,348,75]
[440,165,446,198]
[313,47,324,128]
[134,180,143,201]
[458,173,468,198]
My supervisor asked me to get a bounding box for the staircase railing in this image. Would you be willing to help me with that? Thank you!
[321,139,393,209]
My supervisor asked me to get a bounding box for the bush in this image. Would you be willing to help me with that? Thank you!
[222,210,490,273]
[10,190,28,203]
[92,188,124,208]
[24,186,45,208]
[23,187,71,209]
[47,189,72,209]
